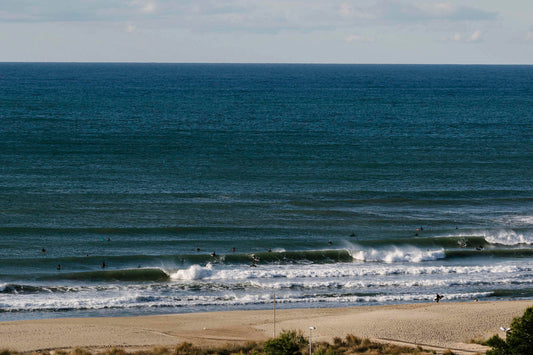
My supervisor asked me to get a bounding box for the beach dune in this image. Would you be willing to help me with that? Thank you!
[1,301,530,354]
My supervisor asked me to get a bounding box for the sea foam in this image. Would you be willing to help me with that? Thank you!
[349,245,445,263]
[170,263,214,280]
[483,229,533,245]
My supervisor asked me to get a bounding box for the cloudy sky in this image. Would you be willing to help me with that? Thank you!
[1,0,532,63]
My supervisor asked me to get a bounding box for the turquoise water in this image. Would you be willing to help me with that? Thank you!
[1,63,532,321]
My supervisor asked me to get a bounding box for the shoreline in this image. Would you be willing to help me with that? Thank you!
[1,300,531,354]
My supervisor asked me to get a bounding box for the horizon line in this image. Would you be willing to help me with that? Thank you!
[0,61,532,66]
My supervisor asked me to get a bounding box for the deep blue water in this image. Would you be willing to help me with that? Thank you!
[1,63,532,321]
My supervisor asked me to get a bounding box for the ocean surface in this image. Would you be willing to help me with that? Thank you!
[1,63,532,322]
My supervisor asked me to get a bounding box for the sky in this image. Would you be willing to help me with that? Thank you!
[0,0,532,64]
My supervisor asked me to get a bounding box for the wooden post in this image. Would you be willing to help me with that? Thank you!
[273,292,276,337]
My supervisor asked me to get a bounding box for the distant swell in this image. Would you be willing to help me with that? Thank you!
[244,250,353,264]
[40,268,170,282]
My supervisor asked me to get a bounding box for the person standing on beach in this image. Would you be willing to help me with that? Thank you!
[434,293,443,303]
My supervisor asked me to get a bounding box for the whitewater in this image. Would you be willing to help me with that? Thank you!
[2,231,532,321]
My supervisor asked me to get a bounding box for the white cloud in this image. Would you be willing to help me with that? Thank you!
[468,30,483,42]
[345,34,372,42]
[339,3,352,18]
[450,30,483,43]
[345,34,361,42]
[377,1,496,23]
[0,1,497,29]
[411,2,495,21]
[126,23,136,33]
[2,0,531,64]
[414,2,456,17]
[126,0,156,14]
[141,1,156,14]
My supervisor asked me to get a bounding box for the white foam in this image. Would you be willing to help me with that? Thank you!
[314,292,492,304]
[168,260,533,285]
[496,215,533,227]
[170,263,214,280]
[349,245,445,263]
[483,229,533,245]
[0,288,141,312]
[2,259,531,314]
[232,276,533,290]
[2,287,498,313]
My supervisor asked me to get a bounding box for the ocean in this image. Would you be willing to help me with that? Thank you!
[0,63,532,322]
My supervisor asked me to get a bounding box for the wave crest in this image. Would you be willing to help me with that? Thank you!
[170,264,214,280]
[349,246,445,263]
[484,230,533,245]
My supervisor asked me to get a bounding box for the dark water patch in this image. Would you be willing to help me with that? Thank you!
[229,250,353,264]
[0,283,96,294]
[287,191,533,208]
[491,288,533,298]
[445,248,533,259]
[0,225,298,236]
[39,268,170,282]
[0,284,47,294]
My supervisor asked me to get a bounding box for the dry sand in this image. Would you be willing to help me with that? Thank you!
[1,300,531,354]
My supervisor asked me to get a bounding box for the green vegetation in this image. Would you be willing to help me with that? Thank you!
[0,331,443,355]
[311,334,433,355]
[486,306,533,355]
[263,330,307,355]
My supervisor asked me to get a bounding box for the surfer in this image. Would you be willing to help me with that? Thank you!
[251,254,259,266]
[56,264,61,271]
[434,293,444,303]
[211,251,216,257]
[101,261,106,268]
[41,248,46,254]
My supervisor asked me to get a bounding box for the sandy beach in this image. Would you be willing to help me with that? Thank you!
[1,300,531,354]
